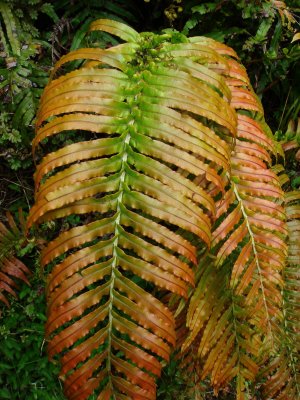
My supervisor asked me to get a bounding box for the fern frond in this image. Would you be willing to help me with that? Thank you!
[0,2,20,56]
[181,246,262,399]
[260,190,300,399]
[0,211,31,307]
[11,81,46,131]
[28,19,237,399]
[0,3,49,137]
[181,40,287,399]
[214,53,287,348]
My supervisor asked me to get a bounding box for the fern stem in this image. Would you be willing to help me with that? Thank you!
[106,131,131,397]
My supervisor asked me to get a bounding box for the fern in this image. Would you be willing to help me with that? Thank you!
[0,2,48,135]
[258,163,300,399]
[27,19,238,399]
[179,39,288,399]
[0,211,31,307]
[27,18,299,400]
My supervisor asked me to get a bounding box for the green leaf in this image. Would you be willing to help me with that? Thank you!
[191,3,217,15]
[0,388,11,398]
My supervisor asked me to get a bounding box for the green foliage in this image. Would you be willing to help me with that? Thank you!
[0,1,50,173]
[0,279,65,400]
[276,118,300,189]
[50,0,138,60]
[0,112,23,170]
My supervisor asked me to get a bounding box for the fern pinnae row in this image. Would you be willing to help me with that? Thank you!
[141,104,231,159]
[0,2,20,56]
[47,261,113,316]
[36,156,122,199]
[126,149,215,214]
[41,217,116,265]
[120,206,197,264]
[263,191,300,399]
[0,212,31,306]
[230,154,284,348]
[33,137,123,190]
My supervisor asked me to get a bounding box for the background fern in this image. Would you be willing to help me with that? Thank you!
[0,1,49,168]
[0,211,31,307]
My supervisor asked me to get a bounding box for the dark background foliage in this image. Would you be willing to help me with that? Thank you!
[0,1,299,398]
